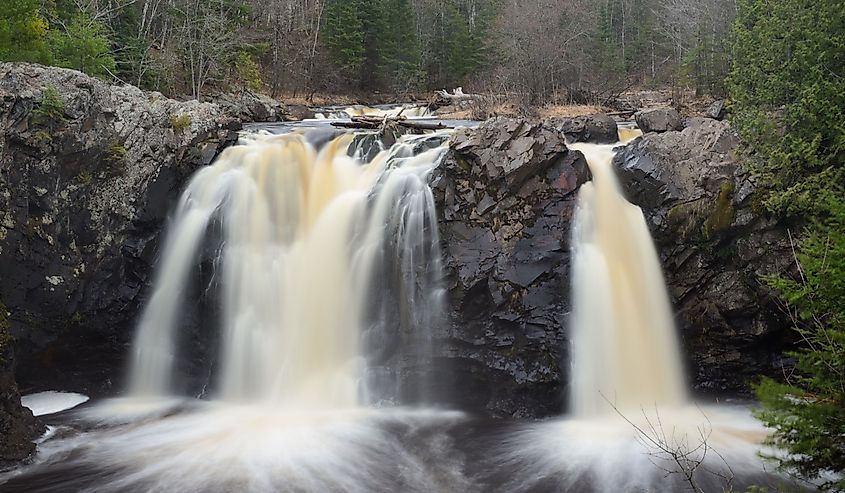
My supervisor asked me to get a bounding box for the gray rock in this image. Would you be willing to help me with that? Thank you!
[613,119,795,394]
[0,62,239,417]
[547,113,619,144]
[431,118,590,417]
[635,107,684,133]
[214,91,286,122]
[706,100,727,120]
[286,104,316,121]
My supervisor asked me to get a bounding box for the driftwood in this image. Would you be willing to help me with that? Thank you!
[606,110,637,117]
[330,115,452,131]
[434,87,483,102]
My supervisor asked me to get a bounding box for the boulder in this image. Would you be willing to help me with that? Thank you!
[0,63,239,402]
[706,100,727,121]
[613,119,795,394]
[547,113,619,144]
[635,107,684,133]
[215,91,286,122]
[286,104,316,121]
[431,118,591,417]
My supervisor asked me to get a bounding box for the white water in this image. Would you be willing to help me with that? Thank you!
[568,137,687,416]
[479,129,784,492]
[129,130,447,408]
[20,391,89,416]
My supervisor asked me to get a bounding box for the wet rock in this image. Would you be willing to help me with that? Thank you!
[613,119,795,394]
[431,118,590,418]
[547,113,619,144]
[0,63,239,407]
[635,107,684,133]
[0,313,43,466]
[286,104,316,121]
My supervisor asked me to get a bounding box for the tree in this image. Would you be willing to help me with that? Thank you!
[730,0,845,218]
[0,0,50,63]
[755,206,845,491]
[731,0,845,489]
[49,14,116,78]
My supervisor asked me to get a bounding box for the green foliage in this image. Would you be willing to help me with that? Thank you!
[0,0,50,63]
[105,140,127,175]
[732,1,845,488]
[234,51,263,91]
[170,114,192,131]
[729,0,845,218]
[49,15,116,78]
[33,84,66,125]
[703,181,736,238]
[322,0,365,81]
[754,201,845,490]
[76,169,92,185]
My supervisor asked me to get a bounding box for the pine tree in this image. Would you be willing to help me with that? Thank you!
[731,0,845,489]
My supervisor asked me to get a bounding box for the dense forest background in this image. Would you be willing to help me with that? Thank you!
[1,0,734,102]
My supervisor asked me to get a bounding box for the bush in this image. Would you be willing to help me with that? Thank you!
[33,84,66,125]
[169,114,192,132]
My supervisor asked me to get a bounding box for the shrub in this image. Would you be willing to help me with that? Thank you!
[170,114,192,132]
[33,84,66,125]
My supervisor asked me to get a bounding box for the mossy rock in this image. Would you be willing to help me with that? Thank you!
[703,181,736,239]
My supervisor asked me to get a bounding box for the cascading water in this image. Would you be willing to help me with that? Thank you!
[479,129,786,493]
[0,128,471,493]
[568,140,687,416]
[129,131,447,408]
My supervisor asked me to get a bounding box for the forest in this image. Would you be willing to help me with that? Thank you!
[3,0,734,102]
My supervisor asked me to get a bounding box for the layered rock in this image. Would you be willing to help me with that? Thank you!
[432,118,590,417]
[0,63,239,406]
[613,119,795,393]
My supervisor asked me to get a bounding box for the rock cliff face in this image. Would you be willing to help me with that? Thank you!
[613,119,795,394]
[432,118,590,417]
[0,63,239,408]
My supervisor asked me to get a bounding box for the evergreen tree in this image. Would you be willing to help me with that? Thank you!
[0,0,50,63]
[730,0,845,217]
[731,0,845,489]
[48,15,116,79]
[322,0,366,84]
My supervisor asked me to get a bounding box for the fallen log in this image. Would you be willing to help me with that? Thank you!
[330,115,452,131]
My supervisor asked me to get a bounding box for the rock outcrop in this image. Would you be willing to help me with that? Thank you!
[614,119,795,393]
[0,62,239,408]
[432,118,590,417]
[635,107,684,133]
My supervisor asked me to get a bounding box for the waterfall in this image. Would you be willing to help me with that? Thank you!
[568,137,687,417]
[128,131,448,409]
